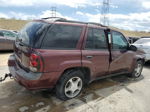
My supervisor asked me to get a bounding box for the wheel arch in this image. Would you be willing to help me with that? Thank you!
[57,66,91,85]
[137,58,145,63]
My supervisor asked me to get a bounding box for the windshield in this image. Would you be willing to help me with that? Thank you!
[17,22,50,46]
[134,38,150,44]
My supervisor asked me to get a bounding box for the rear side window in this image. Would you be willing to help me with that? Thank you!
[42,24,82,49]
[85,28,107,49]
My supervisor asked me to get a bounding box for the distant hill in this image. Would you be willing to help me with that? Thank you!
[110,27,150,38]
[0,18,28,31]
[0,18,150,37]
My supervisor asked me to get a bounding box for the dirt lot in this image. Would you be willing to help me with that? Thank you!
[0,52,150,112]
[0,52,11,67]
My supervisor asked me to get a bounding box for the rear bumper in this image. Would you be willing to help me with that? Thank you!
[8,55,61,90]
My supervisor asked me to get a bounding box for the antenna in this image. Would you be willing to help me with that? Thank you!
[51,6,57,17]
[101,0,110,26]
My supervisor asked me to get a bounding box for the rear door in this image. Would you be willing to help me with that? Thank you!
[82,27,110,79]
[40,24,84,72]
[109,30,132,74]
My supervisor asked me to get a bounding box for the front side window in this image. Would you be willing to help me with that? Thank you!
[85,28,107,49]
[112,31,128,50]
[42,24,82,49]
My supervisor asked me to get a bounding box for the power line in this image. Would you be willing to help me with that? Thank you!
[51,6,57,17]
[101,0,110,26]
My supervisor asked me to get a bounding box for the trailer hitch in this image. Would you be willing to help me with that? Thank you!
[0,73,13,82]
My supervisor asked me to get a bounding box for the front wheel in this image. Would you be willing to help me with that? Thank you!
[55,70,84,100]
[129,60,143,78]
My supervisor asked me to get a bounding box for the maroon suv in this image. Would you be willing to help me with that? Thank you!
[8,17,145,100]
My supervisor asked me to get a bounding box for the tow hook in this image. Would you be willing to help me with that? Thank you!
[0,73,13,82]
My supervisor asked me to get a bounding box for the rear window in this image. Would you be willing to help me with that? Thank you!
[17,22,50,46]
[41,24,82,49]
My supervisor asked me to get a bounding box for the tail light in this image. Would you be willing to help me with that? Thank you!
[29,53,43,72]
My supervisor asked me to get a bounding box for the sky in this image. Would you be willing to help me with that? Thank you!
[0,0,150,31]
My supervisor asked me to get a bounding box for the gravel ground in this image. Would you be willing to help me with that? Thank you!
[0,52,150,112]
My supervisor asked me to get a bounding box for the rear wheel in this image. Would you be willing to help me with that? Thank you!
[129,60,143,78]
[55,70,84,100]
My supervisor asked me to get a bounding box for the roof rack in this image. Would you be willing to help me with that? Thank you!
[57,19,107,27]
[88,22,106,27]
[42,17,66,22]
[42,17,107,27]
[58,19,87,24]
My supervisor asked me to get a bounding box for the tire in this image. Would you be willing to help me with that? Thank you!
[55,70,84,100]
[129,60,143,78]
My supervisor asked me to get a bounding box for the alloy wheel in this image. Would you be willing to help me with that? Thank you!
[134,63,143,77]
[64,77,83,98]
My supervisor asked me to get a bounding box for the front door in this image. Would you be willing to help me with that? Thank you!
[109,30,130,74]
[82,27,110,79]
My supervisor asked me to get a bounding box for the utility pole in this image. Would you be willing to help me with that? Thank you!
[101,0,110,26]
[51,6,57,17]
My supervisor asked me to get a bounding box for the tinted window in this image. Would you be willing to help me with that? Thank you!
[42,24,82,49]
[112,31,128,50]
[85,28,107,49]
[18,22,50,46]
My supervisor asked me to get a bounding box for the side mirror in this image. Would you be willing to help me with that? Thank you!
[129,45,137,51]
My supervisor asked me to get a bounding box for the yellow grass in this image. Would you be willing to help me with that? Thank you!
[0,18,28,31]
[0,18,150,37]
[110,27,150,37]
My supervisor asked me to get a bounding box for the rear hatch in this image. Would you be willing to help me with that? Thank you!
[14,21,50,72]
[14,41,31,71]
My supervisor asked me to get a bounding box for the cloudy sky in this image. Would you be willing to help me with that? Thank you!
[0,0,150,31]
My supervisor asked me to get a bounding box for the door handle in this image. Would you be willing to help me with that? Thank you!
[86,56,93,59]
